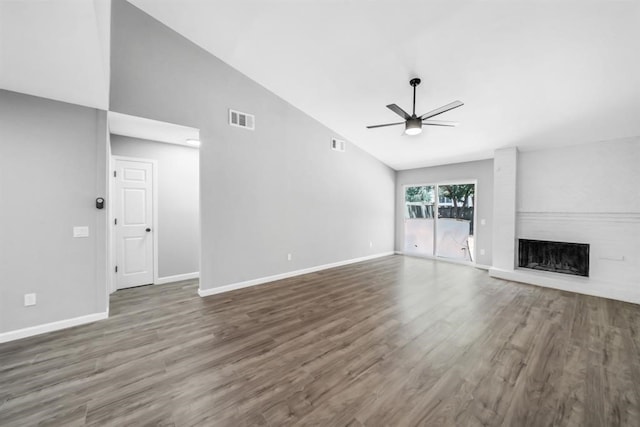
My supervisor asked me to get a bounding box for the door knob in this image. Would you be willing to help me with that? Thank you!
[146,228,151,232]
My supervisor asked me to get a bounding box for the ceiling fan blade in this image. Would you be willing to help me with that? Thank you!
[419,100,464,120]
[422,120,459,127]
[366,121,405,129]
[386,104,411,120]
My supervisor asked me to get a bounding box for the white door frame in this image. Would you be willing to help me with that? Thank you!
[109,155,159,292]
[402,179,478,264]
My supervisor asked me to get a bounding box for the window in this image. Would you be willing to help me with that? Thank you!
[403,182,476,262]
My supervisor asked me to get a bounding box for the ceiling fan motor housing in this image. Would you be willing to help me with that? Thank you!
[405,117,422,135]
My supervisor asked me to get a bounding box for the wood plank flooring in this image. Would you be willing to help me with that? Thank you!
[1,255,640,426]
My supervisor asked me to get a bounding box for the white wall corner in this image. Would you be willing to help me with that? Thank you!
[492,147,518,271]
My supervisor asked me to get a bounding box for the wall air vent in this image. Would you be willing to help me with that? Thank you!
[331,138,346,152]
[229,109,255,130]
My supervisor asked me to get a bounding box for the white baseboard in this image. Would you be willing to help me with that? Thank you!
[489,267,640,305]
[198,252,395,297]
[155,272,199,285]
[0,312,108,344]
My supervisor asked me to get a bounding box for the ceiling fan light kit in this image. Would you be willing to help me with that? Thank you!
[405,118,423,135]
[367,78,463,136]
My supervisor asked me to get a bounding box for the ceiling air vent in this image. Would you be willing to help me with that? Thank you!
[331,138,346,152]
[229,109,255,130]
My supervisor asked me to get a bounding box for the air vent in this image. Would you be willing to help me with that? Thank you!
[331,138,345,152]
[229,109,255,130]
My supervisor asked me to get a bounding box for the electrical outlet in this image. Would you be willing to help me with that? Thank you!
[369,241,373,248]
[287,253,292,261]
[480,249,486,256]
[24,293,36,306]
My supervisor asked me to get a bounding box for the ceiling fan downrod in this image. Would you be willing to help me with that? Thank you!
[409,78,421,117]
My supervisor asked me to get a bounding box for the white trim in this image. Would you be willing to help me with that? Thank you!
[0,312,108,344]
[518,211,640,223]
[488,267,640,305]
[108,150,117,294]
[152,160,159,284]
[111,156,159,289]
[155,272,200,285]
[198,252,394,297]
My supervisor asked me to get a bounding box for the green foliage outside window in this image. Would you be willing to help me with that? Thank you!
[438,184,475,207]
[405,186,433,203]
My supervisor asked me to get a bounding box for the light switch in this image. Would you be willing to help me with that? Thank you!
[73,226,89,238]
[480,218,486,226]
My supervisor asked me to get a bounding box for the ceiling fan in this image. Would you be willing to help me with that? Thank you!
[367,78,463,135]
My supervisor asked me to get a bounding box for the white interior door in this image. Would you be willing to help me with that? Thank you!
[114,159,154,289]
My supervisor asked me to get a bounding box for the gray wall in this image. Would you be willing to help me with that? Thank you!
[110,0,395,290]
[0,90,108,333]
[110,135,200,278]
[396,159,494,266]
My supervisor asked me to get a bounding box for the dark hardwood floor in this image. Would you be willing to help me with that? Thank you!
[1,255,639,426]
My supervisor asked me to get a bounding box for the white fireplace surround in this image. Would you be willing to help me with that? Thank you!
[489,141,640,305]
[492,211,640,304]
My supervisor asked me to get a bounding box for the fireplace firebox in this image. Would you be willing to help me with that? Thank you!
[518,239,589,277]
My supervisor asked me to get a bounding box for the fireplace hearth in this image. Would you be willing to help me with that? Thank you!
[518,239,589,277]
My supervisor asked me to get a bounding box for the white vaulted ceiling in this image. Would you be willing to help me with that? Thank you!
[2,1,639,169]
[128,0,640,169]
